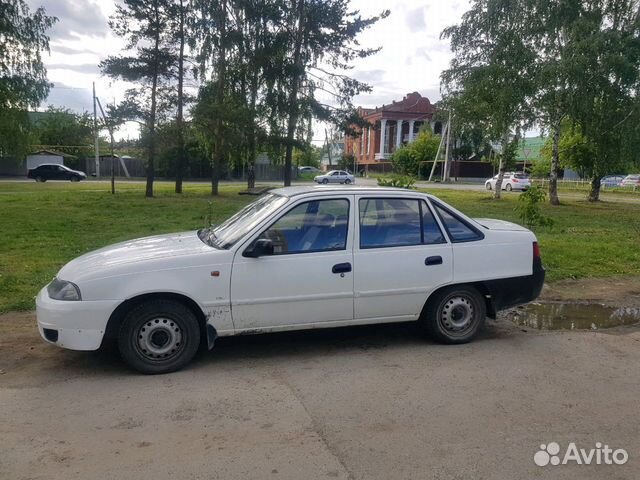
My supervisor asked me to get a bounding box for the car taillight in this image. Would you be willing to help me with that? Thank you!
[512,178,519,182]
[533,242,541,259]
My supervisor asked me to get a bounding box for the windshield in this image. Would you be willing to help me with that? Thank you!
[198,193,288,249]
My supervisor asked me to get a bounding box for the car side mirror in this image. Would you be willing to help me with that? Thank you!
[243,238,274,258]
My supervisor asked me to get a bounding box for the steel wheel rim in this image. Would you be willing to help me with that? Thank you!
[135,317,183,361]
[439,295,476,336]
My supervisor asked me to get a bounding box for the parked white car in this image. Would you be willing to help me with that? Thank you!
[485,172,531,191]
[36,186,544,374]
[314,170,355,184]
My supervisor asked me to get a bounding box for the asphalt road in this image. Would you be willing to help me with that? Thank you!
[1,312,639,480]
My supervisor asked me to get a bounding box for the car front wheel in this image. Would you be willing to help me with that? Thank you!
[345,179,352,184]
[322,178,329,184]
[118,299,201,374]
[422,286,486,344]
[70,176,80,182]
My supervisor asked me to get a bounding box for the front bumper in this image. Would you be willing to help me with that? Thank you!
[35,287,120,351]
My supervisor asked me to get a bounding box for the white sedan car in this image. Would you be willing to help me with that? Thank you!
[37,186,544,374]
[485,173,531,191]
[314,170,355,184]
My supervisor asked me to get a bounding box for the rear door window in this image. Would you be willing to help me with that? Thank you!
[359,198,445,248]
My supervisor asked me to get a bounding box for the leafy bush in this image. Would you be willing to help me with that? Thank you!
[390,130,440,177]
[377,174,416,189]
[516,185,554,228]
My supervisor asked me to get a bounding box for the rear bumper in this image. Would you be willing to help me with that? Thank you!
[484,265,545,315]
[35,287,119,351]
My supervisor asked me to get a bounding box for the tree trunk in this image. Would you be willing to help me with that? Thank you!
[549,122,560,205]
[247,40,259,189]
[588,175,601,202]
[493,132,508,199]
[211,0,227,196]
[283,0,305,187]
[174,0,186,194]
[146,3,161,198]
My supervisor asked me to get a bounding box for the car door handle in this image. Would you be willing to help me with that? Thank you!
[332,262,352,274]
[425,256,443,266]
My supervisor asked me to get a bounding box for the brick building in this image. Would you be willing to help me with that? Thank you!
[344,92,441,172]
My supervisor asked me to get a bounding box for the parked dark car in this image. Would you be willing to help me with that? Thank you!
[27,164,87,182]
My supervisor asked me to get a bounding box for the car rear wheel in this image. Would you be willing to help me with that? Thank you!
[505,183,513,191]
[485,182,492,190]
[118,299,201,374]
[35,176,45,182]
[322,178,329,184]
[422,286,486,344]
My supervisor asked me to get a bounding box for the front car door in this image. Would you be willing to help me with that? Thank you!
[230,195,355,332]
[353,195,453,322]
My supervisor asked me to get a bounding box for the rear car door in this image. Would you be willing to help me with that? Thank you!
[353,196,453,322]
[230,196,355,331]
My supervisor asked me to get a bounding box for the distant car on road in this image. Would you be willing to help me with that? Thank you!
[620,174,640,188]
[314,170,355,184]
[485,172,531,191]
[600,175,626,188]
[298,166,320,174]
[28,164,87,183]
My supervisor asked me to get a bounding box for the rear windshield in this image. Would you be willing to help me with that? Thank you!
[513,174,529,179]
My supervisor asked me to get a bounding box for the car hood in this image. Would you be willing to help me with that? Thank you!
[473,218,530,232]
[58,231,213,280]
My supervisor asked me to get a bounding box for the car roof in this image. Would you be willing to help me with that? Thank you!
[270,185,428,198]
[36,163,65,167]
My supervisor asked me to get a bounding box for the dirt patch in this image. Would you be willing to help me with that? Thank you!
[540,275,640,307]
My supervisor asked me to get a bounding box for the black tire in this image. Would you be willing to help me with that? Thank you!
[35,176,45,183]
[70,176,80,182]
[345,179,352,185]
[322,178,329,184]
[505,183,513,192]
[485,182,492,190]
[422,286,486,344]
[118,299,201,374]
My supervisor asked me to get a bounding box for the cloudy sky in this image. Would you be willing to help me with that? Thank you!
[29,0,471,141]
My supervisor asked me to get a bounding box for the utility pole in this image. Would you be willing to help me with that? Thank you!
[325,129,332,167]
[93,82,100,178]
[443,110,452,182]
[428,120,447,182]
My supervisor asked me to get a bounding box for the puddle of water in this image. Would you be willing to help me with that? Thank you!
[509,302,640,330]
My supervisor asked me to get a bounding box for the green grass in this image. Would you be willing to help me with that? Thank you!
[1,181,639,313]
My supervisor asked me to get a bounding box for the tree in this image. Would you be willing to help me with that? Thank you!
[0,0,56,159]
[563,0,640,201]
[441,0,537,199]
[172,0,188,193]
[31,107,94,168]
[276,0,389,186]
[528,0,583,205]
[101,0,176,197]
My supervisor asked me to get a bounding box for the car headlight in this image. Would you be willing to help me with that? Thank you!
[47,278,82,301]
